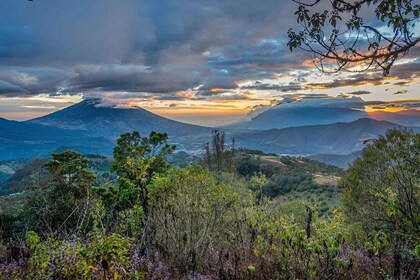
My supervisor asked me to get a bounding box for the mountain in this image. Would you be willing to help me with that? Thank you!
[0,99,214,160]
[228,97,368,130]
[28,99,210,138]
[235,118,417,155]
[0,117,113,160]
[308,152,362,169]
[0,117,85,142]
[228,96,420,130]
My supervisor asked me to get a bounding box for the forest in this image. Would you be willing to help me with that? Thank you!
[0,129,419,279]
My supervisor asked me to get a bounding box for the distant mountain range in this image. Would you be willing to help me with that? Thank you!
[228,97,419,130]
[0,98,419,164]
[235,118,419,155]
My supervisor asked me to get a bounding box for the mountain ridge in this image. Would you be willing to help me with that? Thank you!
[28,98,211,138]
[235,118,418,155]
[228,97,419,130]
[0,116,113,160]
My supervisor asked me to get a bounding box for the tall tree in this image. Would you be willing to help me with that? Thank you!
[203,130,235,173]
[26,150,97,235]
[340,128,419,279]
[111,131,175,215]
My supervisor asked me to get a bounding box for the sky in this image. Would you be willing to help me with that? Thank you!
[0,0,419,126]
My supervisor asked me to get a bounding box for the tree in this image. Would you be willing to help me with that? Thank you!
[110,131,175,215]
[26,150,97,235]
[250,172,269,205]
[288,0,420,75]
[148,164,247,274]
[340,129,419,279]
[203,130,235,173]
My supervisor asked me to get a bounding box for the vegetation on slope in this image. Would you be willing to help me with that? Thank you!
[0,129,418,279]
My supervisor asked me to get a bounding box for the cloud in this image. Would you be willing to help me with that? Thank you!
[241,81,304,92]
[306,73,384,89]
[0,0,304,100]
[365,99,420,110]
[0,0,417,108]
[0,67,71,97]
[347,90,372,95]
[66,64,200,94]
[393,90,408,95]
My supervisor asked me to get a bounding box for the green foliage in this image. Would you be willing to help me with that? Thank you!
[1,130,418,279]
[247,202,352,278]
[110,131,175,214]
[365,230,389,256]
[24,150,97,235]
[202,130,236,172]
[116,204,144,237]
[80,233,131,279]
[341,128,420,279]
[21,233,135,280]
[26,231,40,250]
[148,164,252,272]
[250,171,268,205]
[341,129,419,245]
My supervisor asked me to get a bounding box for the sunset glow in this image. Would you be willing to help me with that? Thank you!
[0,1,418,125]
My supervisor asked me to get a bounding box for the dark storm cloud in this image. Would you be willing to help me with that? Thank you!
[0,0,304,98]
[0,67,71,97]
[0,0,417,100]
[66,65,201,94]
[0,25,41,64]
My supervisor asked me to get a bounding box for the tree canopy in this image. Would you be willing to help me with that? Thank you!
[288,0,420,75]
[340,128,420,279]
[111,131,175,214]
[26,150,97,235]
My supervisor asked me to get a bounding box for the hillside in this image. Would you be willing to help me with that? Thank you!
[1,148,344,217]
[0,117,114,160]
[235,118,414,155]
[0,159,31,186]
[308,152,362,169]
[234,148,343,216]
